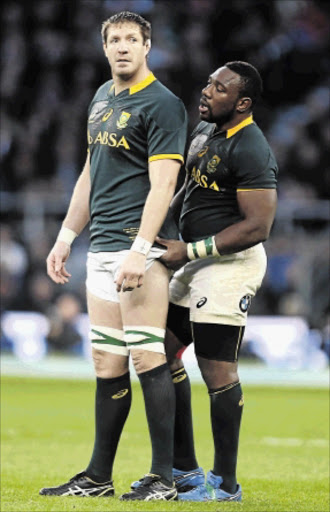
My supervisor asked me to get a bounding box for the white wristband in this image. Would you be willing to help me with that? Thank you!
[57,227,78,246]
[187,236,220,260]
[130,236,152,256]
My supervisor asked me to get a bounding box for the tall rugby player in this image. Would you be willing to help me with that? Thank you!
[42,11,187,502]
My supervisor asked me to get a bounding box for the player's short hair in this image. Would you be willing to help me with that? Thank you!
[101,11,151,44]
[225,61,263,107]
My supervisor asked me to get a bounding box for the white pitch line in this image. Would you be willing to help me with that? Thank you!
[261,437,328,447]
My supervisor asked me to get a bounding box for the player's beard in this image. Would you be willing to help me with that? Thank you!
[116,71,134,81]
[212,105,237,128]
[114,65,135,81]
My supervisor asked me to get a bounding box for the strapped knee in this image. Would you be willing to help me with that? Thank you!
[124,326,165,354]
[90,325,129,356]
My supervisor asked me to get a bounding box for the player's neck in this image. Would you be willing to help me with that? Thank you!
[112,65,151,95]
[216,112,252,133]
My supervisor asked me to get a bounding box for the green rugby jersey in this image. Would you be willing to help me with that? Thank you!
[180,115,278,242]
[87,72,188,252]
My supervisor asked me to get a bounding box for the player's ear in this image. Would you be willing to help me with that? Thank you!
[145,39,151,56]
[237,97,252,113]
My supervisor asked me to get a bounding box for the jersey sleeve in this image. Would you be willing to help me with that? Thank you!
[232,131,278,190]
[147,97,188,164]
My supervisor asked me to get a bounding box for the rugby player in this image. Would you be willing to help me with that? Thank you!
[156,61,278,501]
[41,11,187,501]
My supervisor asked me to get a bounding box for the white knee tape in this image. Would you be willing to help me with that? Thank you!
[90,325,129,356]
[124,325,165,354]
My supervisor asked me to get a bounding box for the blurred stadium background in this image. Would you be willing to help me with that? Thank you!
[1,0,329,380]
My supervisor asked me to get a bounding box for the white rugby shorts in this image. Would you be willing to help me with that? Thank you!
[86,247,166,302]
[169,243,267,326]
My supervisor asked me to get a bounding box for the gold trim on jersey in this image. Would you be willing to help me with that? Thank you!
[226,115,254,139]
[149,154,184,163]
[129,72,157,95]
[108,73,156,96]
[237,188,268,191]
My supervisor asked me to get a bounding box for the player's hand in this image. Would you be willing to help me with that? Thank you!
[115,251,146,292]
[156,237,189,271]
[46,241,72,284]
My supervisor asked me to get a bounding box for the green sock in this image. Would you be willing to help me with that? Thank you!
[209,381,243,494]
[86,373,131,481]
[171,367,198,470]
[138,363,175,486]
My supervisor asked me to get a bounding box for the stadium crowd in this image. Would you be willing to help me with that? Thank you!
[1,0,329,358]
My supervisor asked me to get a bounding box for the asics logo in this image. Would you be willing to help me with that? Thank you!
[145,490,177,501]
[102,109,113,122]
[196,297,207,308]
[172,374,187,384]
[63,484,112,496]
[112,388,129,399]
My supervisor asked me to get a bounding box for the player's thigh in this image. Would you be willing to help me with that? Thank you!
[192,322,245,363]
[87,290,128,378]
[167,265,196,369]
[120,259,170,328]
[189,244,267,326]
[165,303,192,367]
[120,260,170,371]
[192,322,241,388]
[165,328,185,369]
[167,302,192,347]
[87,290,122,329]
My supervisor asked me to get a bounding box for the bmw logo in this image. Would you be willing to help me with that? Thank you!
[239,295,252,312]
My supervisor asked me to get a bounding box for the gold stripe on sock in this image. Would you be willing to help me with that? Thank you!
[209,381,240,396]
[171,367,185,377]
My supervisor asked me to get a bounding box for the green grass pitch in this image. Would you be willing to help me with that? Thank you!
[1,376,329,512]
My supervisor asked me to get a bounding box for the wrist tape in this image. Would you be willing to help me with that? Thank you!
[130,236,152,256]
[57,227,78,246]
[187,236,220,260]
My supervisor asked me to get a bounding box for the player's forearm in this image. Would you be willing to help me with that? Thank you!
[185,219,271,264]
[61,159,91,236]
[136,159,181,245]
[214,219,271,255]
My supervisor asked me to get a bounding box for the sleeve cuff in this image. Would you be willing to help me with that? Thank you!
[149,154,184,163]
